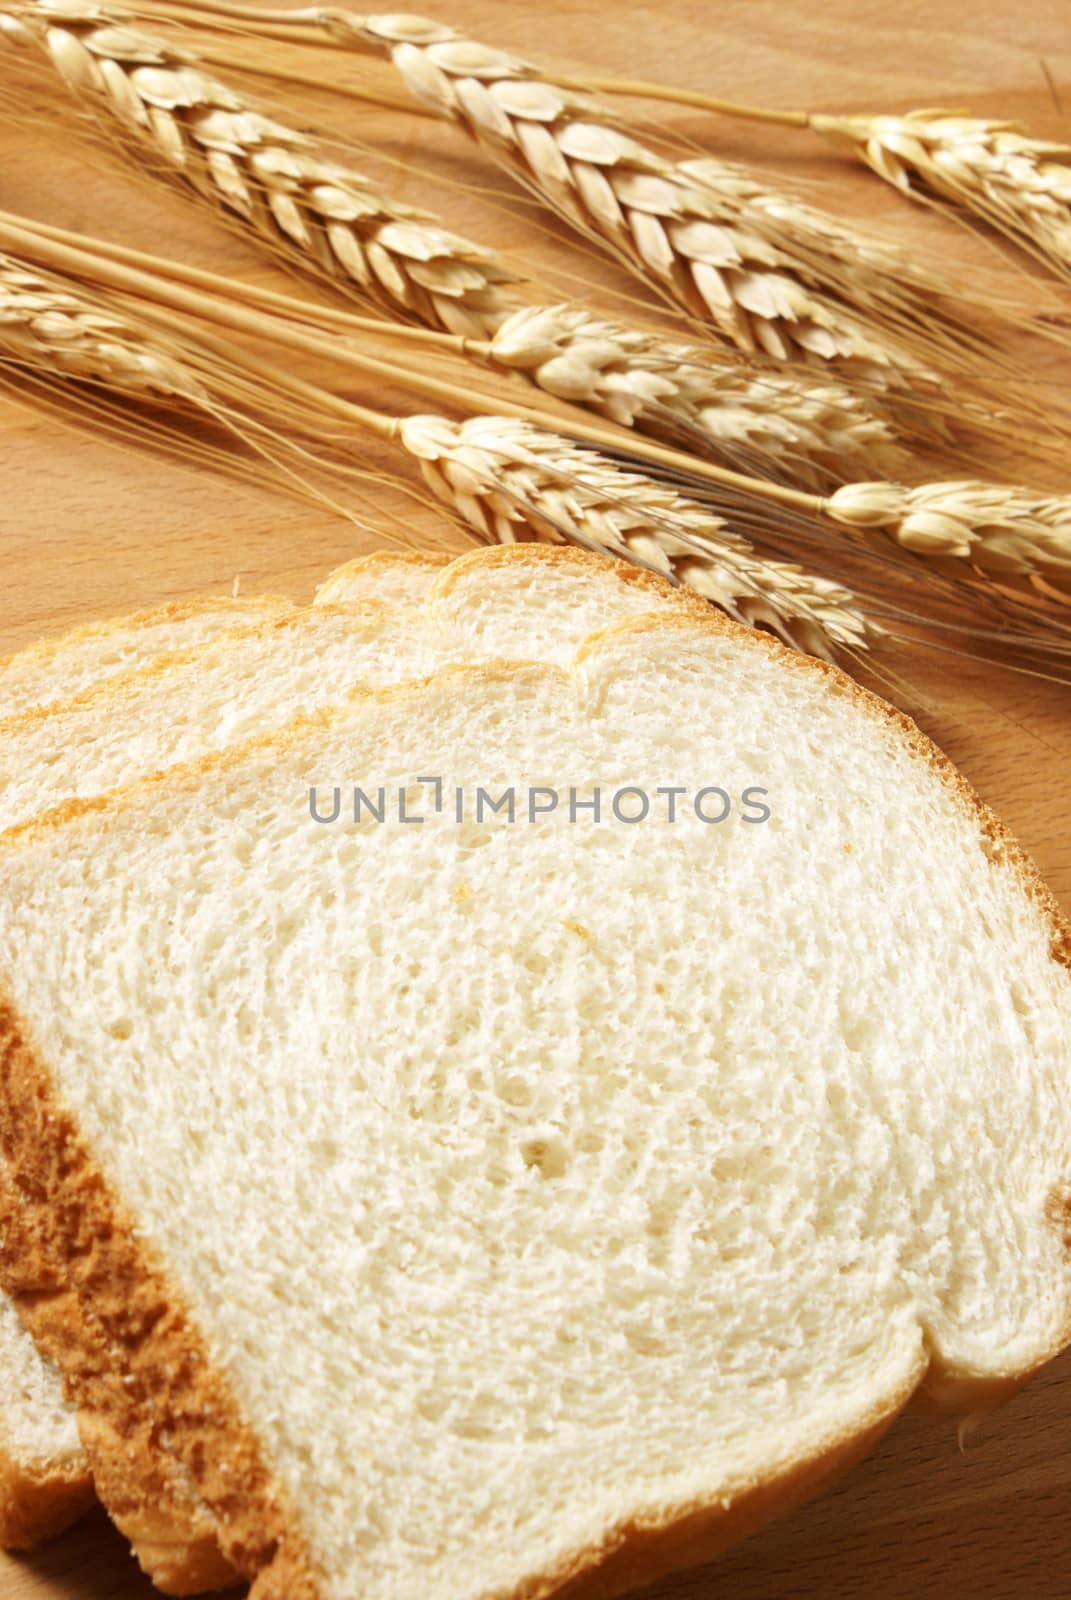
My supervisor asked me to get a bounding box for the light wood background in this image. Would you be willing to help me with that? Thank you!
[2,0,1071,1595]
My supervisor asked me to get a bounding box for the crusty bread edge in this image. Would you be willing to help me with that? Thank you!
[498,1359,923,1600]
[0,593,290,1560]
[0,1002,320,1600]
[0,1161,234,1591]
[423,541,711,623]
[0,594,291,690]
[0,601,394,744]
[0,1170,93,1553]
[0,1443,93,1552]
[314,547,452,603]
[0,600,416,1586]
[317,543,712,629]
[1,594,1069,1597]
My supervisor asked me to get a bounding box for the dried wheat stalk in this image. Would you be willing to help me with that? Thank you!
[7,4,906,486]
[398,412,877,659]
[14,206,1065,599]
[410,405,1071,596]
[811,113,1071,280]
[828,480,1071,584]
[0,239,450,539]
[10,209,1069,665]
[486,304,904,484]
[12,202,1067,598]
[0,252,205,397]
[9,2,517,337]
[309,10,974,383]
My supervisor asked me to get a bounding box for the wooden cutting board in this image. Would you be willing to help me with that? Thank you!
[2,0,1070,1596]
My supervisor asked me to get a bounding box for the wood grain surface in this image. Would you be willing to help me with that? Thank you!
[2,1,1070,1596]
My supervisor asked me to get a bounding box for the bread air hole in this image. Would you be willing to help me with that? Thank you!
[520,1135,569,1180]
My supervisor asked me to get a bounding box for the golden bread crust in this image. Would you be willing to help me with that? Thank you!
[0,1446,94,1552]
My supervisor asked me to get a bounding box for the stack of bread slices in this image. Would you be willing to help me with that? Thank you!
[0,543,1070,1600]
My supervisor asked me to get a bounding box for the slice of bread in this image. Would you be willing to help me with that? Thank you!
[0,594,288,1552]
[1,604,1069,1600]
[0,595,291,720]
[0,546,697,1588]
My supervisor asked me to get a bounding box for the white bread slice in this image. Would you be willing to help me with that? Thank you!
[314,549,452,606]
[0,547,698,1590]
[0,594,289,1552]
[0,595,291,720]
[0,606,1069,1600]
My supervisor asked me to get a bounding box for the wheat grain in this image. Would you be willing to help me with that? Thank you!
[9,5,906,486]
[828,480,1071,583]
[398,412,876,659]
[0,253,205,397]
[812,112,1071,280]
[314,10,967,383]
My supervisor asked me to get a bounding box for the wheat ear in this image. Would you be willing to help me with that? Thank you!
[261,9,974,383]
[398,413,876,660]
[8,2,517,337]
[0,253,207,399]
[810,113,1071,281]
[828,481,1071,584]
[495,61,1071,283]
[484,305,903,485]
[518,79,1071,282]
[6,4,905,486]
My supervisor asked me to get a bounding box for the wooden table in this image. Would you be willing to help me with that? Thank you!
[2,0,1070,1595]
